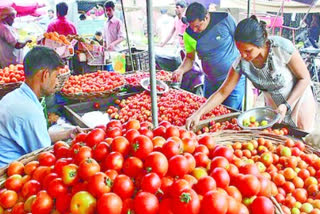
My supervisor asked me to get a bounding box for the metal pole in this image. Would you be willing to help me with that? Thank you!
[146,0,158,127]
[244,0,251,111]
[120,0,135,71]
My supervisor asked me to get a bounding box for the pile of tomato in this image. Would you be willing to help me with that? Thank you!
[2,119,301,214]
[107,89,231,126]
[61,70,125,94]
[0,64,25,84]
[124,70,172,86]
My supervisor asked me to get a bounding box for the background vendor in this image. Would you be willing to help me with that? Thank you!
[0,7,31,68]
[103,1,125,51]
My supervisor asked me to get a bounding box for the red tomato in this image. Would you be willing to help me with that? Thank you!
[125,119,141,130]
[24,161,39,176]
[159,198,174,214]
[85,128,106,148]
[139,127,154,139]
[7,161,24,176]
[78,158,101,181]
[97,193,122,214]
[111,136,130,156]
[194,176,216,196]
[53,157,73,177]
[239,164,260,176]
[124,129,140,143]
[201,190,228,214]
[210,167,230,189]
[107,120,122,130]
[42,173,59,190]
[74,146,93,164]
[92,141,110,161]
[210,156,230,171]
[169,179,191,198]
[168,155,189,178]
[131,135,153,160]
[226,186,242,202]
[257,176,272,197]
[161,176,174,195]
[237,174,261,197]
[226,196,241,214]
[161,140,181,159]
[103,152,124,172]
[122,198,134,214]
[5,175,23,192]
[31,190,53,214]
[123,157,144,177]
[11,202,24,214]
[194,152,210,168]
[93,102,100,109]
[134,192,159,214]
[141,173,161,194]
[56,193,72,213]
[113,175,134,200]
[0,190,18,209]
[198,135,215,151]
[38,152,56,166]
[165,126,180,139]
[73,132,87,144]
[106,127,122,138]
[153,126,166,137]
[250,196,274,214]
[211,146,233,162]
[47,178,67,198]
[172,188,200,214]
[21,179,41,199]
[88,172,112,198]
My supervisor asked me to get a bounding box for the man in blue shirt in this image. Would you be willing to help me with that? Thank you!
[0,46,77,167]
[173,2,245,110]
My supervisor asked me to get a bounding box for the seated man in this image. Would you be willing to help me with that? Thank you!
[0,46,79,167]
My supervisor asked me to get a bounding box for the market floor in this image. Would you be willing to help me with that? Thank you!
[254,94,320,132]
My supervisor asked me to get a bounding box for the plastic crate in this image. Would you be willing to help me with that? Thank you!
[123,49,149,72]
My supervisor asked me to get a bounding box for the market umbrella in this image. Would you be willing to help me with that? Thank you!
[0,0,46,17]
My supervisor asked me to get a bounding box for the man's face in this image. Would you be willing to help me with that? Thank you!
[175,5,184,16]
[42,69,59,96]
[105,7,114,19]
[189,16,208,33]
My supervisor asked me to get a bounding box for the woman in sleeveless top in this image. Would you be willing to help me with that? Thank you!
[186,16,317,132]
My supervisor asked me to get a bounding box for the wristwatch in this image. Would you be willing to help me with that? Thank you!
[284,102,292,112]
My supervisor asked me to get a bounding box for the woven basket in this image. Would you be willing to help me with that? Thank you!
[55,70,71,92]
[0,82,22,97]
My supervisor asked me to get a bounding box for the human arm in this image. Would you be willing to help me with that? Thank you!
[276,50,311,122]
[49,126,83,143]
[186,68,242,130]
[15,40,32,49]
[0,26,31,49]
[160,25,176,47]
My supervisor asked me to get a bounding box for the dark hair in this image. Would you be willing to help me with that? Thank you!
[234,15,268,47]
[95,31,102,36]
[104,1,115,9]
[185,2,207,23]
[56,2,68,17]
[79,14,86,20]
[176,0,187,8]
[48,9,54,13]
[23,46,64,78]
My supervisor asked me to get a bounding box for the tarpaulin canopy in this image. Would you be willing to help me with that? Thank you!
[0,0,46,17]
[220,0,320,13]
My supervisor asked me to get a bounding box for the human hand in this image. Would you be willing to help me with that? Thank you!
[68,126,83,139]
[107,43,115,51]
[276,104,287,123]
[185,112,202,131]
[172,69,184,83]
[26,39,33,44]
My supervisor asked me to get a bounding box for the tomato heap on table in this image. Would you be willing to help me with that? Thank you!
[61,70,125,94]
[125,70,172,86]
[107,89,231,126]
[2,119,316,214]
[0,64,25,84]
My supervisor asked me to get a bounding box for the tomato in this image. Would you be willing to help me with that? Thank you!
[97,192,122,214]
[141,173,161,194]
[103,152,124,172]
[7,161,24,176]
[257,176,272,197]
[31,190,53,214]
[52,193,70,213]
[70,191,96,214]
[153,126,166,137]
[194,152,210,168]
[5,175,23,192]
[161,176,174,195]
[168,155,189,178]
[139,127,154,139]
[210,167,230,189]
[0,190,18,209]
[74,146,93,164]
[159,198,174,214]
[123,156,144,177]
[53,141,69,154]
[38,152,56,166]
[11,202,24,214]
[113,175,134,200]
[239,164,260,176]
[210,156,230,171]
[226,196,241,214]
[21,179,41,199]
[125,119,140,130]
[42,173,59,190]
[162,140,181,159]
[92,142,110,161]
[292,188,308,203]
[124,129,140,143]
[53,157,73,177]
[106,127,122,138]
[88,172,112,198]
[201,190,228,214]
[24,161,39,176]
[172,188,200,214]
[134,192,159,214]
[237,174,261,197]
[85,128,106,148]
[47,178,67,198]
[228,164,239,178]
[107,120,122,130]
[111,136,130,156]
[194,176,216,196]
[131,135,153,160]
[165,126,180,139]
[226,186,242,202]
[212,146,233,162]
[73,133,87,144]
[61,164,79,186]
[105,169,118,181]
[93,102,100,109]
[78,158,101,181]
[169,179,191,198]
[250,196,274,214]
[198,135,215,151]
